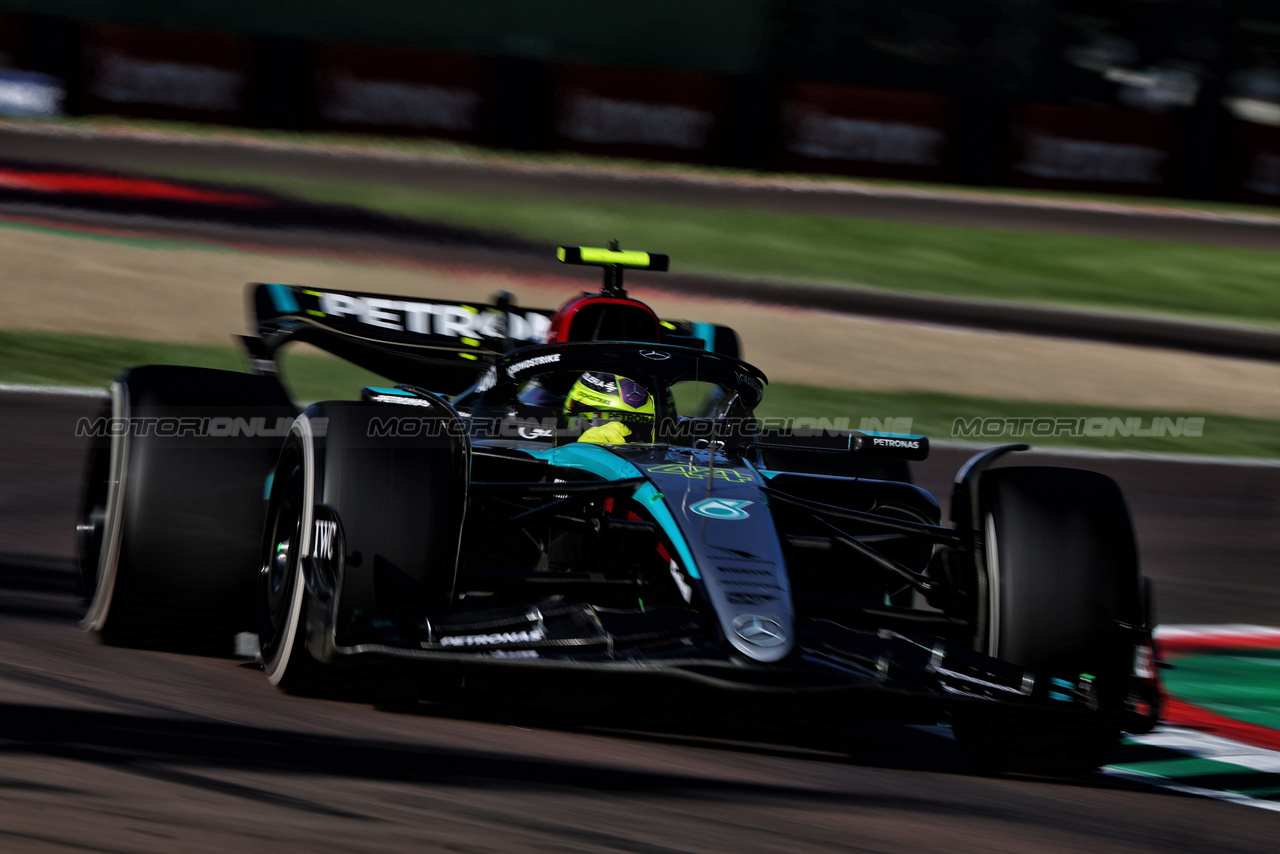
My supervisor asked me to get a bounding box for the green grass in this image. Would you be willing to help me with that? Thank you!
[6,330,1279,459]
[136,166,1280,329]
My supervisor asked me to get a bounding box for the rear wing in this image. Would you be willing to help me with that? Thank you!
[252,283,552,354]
[242,282,741,394]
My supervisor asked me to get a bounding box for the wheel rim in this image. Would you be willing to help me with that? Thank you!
[259,462,303,667]
[76,501,107,599]
[76,411,113,600]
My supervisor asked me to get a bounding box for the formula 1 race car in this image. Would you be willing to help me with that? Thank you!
[77,245,1161,772]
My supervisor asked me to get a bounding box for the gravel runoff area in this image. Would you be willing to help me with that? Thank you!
[7,218,1280,421]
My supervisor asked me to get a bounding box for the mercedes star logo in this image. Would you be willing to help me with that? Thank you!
[639,350,670,360]
[731,614,787,647]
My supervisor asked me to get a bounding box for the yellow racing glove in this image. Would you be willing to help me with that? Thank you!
[577,421,632,445]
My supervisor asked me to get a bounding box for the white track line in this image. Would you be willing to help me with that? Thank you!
[1106,727,1280,814]
[1158,625,1280,643]
[1104,766,1280,813]
[0,382,105,397]
[1127,728,1280,774]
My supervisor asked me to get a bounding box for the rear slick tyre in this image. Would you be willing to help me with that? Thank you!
[78,366,295,651]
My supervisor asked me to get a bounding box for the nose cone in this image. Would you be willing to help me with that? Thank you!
[728,613,792,663]
[663,483,795,664]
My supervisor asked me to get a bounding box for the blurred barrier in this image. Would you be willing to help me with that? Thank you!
[1007,102,1181,195]
[4,6,1280,208]
[314,43,495,142]
[1226,121,1280,204]
[80,23,250,123]
[550,64,724,163]
[776,82,954,182]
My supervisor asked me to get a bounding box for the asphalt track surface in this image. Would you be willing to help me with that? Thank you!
[5,127,1280,362]
[4,391,1280,851]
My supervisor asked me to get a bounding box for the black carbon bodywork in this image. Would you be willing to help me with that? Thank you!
[81,275,1162,754]
[267,339,1159,734]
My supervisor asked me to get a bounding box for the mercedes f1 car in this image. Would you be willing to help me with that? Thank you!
[77,245,1161,771]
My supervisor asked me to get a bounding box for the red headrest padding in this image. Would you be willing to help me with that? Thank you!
[545,295,660,344]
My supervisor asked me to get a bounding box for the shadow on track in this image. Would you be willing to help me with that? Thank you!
[0,552,82,620]
[0,547,1214,804]
[379,683,1183,797]
[0,702,960,809]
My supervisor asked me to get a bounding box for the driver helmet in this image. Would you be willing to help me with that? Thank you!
[563,372,654,443]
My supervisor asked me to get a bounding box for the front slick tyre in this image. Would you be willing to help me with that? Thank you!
[952,466,1141,774]
[258,402,463,700]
